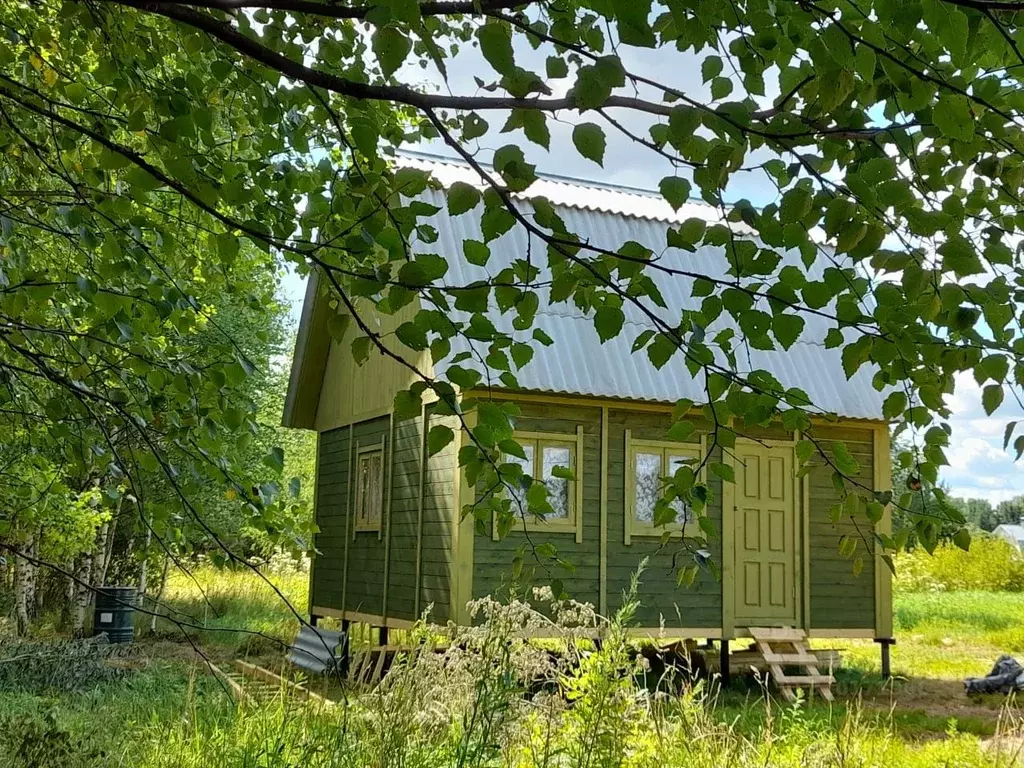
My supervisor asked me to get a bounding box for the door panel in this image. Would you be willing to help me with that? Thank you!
[734,442,797,624]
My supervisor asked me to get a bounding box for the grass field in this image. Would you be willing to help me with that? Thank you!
[2,566,1022,767]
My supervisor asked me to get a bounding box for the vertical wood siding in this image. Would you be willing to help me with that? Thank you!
[313,298,434,432]
[417,412,457,622]
[310,412,456,622]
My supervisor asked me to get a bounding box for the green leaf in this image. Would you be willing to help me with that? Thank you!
[710,76,733,100]
[572,122,606,166]
[933,93,973,143]
[983,384,1004,415]
[882,392,907,419]
[427,424,455,456]
[659,176,692,211]
[938,235,982,278]
[264,446,284,472]
[666,420,695,441]
[772,313,804,350]
[832,441,860,475]
[463,240,490,267]
[327,313,351,342]
[478,22,514,74]
[372,26,411,77]
[701,55,723,82]
[709,462,734,482]
[492,145,536,192]
[546,56,568,79]
[594,305,624,342]
[952,527,971,552]
[447,181,481,216]
[351,336,372,365]
[394,389,422,420]
[1003,421,1017,450]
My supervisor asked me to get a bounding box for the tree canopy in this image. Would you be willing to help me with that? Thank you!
[3,0,1024,582]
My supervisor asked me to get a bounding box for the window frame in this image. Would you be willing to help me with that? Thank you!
[624,430,706,544]
[353,439,386,535]
[496,427,584,543]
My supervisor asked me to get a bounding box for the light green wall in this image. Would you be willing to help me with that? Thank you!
[807,426,876,629]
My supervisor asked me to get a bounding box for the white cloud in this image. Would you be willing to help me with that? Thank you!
[933,372,1024,503]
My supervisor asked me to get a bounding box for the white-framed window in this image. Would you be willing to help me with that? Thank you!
[625,431,705,544]
[354,444,385,533]
[498,428,584,541]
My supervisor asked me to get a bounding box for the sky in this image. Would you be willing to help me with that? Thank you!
[277,34,1024,506]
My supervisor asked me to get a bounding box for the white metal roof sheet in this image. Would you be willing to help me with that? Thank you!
[388,155,885,420]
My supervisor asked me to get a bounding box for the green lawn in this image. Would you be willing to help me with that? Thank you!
[2,576,1022,767]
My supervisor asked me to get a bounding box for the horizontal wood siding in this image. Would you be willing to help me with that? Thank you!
[807,426,876,629]
[606,410,723,628]
[421,412,457,622]
[472,402,602,605]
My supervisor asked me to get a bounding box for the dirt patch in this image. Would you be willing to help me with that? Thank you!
[857,677,1022,737]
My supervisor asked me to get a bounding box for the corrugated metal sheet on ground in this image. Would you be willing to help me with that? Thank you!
[288,625,344,674]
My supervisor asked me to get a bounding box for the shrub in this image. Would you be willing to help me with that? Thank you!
[894,535,1024,593]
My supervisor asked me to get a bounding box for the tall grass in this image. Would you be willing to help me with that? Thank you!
[152,562,308,655]
[894,536,1024,593]
[5,589,1018,768]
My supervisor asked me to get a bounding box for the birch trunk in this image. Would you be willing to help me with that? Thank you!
[98,495,123,587]
[30,533,42,617]
[136,525,152,611]
[149,554,170,633]
[72,551,93,637]
[13,537,33,636]
[92,519,109,589]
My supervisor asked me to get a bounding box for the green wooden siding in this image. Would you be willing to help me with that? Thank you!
[310,425,352,611]
[415,411,457,622]
[807,426,876,629]
[382,414,423,621]
[312,394,883,636]
[310,410,457,623]
[472,402,603,603]
[605,409,723,628]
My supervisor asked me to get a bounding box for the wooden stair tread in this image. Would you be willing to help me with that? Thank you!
[746,626,836,701]
[771,673,835,685]
[747,627,807,641]
[762,652,820,665]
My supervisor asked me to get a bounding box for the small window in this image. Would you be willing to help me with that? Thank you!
[499,428,583,540]
[626,433,704,544]
[354,447,384,533]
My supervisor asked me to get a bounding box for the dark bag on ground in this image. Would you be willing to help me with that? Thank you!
[964,655,1024,694]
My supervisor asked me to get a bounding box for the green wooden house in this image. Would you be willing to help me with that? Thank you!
[283,156,894,672]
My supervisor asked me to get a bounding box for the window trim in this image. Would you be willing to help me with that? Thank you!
[496,427,584,543]
[624,430,706,545]
[353,438,386,535]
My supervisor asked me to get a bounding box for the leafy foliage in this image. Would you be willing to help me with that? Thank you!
[5,0,1024,585]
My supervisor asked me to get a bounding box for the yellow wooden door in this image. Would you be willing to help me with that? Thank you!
[733,442,797,625]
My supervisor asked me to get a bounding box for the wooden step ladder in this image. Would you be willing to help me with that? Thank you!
[748,627,834,702]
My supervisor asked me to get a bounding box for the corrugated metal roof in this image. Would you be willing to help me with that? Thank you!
[994,524,1024,541]
[400,151,726,226]
[400,155,886,420]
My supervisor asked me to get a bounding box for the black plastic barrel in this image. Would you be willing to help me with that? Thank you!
[93,586,136,644]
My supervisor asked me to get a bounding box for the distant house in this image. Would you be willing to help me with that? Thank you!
[282,155,895,670]
[993,524,1024,554]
